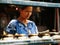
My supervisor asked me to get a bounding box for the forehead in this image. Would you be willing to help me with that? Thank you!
[24,6,33,11]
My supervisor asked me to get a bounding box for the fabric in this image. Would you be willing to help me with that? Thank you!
[6,19,38,36]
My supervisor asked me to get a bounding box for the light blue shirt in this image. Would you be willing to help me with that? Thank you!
[6,19,38,36]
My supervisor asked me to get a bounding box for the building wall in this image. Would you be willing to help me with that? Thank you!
[59,14,60,31]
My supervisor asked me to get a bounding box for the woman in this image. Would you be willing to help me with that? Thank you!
[6,6,38,37]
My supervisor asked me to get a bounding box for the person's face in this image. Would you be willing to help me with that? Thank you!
[20,6,33,19]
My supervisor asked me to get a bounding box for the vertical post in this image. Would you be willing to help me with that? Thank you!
[55,8,59,32]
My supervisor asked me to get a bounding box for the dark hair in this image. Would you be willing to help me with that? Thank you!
[17,5,32,10]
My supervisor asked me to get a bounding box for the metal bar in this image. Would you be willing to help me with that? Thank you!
[0,0,60,7]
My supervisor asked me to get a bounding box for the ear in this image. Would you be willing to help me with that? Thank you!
[16,7,18,10]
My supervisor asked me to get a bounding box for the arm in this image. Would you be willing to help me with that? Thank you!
[6,20,16,34]
[28,21,39,37]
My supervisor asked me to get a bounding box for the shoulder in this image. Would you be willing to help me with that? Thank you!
[27,20,35,23]
[9,19,18,24]
[27,20,35,25]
